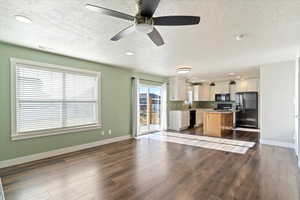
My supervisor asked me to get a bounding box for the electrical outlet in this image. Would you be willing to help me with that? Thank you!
[108,129,112,135]
[101,130,105,135]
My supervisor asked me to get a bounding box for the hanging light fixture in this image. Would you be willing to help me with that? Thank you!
[229,80,236,85]
[209,82,215,86]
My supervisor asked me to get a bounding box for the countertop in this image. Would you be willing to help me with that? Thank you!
[170,108,239,113]
[202,109,236,114]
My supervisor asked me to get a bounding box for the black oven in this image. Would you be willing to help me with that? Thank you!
[215,93,230,102]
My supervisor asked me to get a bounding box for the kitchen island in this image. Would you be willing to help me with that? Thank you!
[203,110,234,137]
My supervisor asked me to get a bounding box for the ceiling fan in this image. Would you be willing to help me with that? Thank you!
[85,0,200,46]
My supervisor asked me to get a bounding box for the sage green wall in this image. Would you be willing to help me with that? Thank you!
[0,42,165,161]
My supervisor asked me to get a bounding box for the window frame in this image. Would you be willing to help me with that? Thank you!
[10,58,102,141]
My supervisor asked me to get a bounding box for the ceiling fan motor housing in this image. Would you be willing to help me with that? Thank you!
[134,16,154,33]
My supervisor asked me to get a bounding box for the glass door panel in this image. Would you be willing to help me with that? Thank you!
[139,86,148,133]
[149,87,161,131]
[139,85,161,134]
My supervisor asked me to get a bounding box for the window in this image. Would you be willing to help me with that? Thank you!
[11,58,101,140]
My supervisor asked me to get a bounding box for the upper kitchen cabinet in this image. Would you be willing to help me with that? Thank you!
[193,83,210,101]
[214,81,229,94]
[209,84,216,101]
[169,76,187,101]
[236,79,259,92]
[229,82,237,101]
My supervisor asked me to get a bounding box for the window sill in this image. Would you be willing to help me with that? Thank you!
[11,124,102,141]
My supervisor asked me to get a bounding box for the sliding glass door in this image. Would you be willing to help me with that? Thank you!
[139,84,161,134]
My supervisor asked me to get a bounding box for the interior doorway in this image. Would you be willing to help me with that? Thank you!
[139,84,162,134]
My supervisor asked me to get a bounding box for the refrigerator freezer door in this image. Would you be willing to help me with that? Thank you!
[235,92,258,128]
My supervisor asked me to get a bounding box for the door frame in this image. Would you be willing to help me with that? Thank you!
[139,84,163,134]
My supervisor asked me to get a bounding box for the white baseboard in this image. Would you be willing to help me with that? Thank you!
[260,139,295,149]
[0,135,132,169]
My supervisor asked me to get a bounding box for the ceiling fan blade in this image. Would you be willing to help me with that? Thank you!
[147,27,164,46]
[139,0,160,17]
[153,16,200,26]
[86,4,134,21]
[111,25,135,41]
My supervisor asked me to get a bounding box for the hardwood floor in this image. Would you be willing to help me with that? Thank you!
[0,133,299,200]
[172,126,260,143]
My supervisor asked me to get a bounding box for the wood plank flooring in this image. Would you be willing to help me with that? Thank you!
[172,127,260,142]
[0,132,299,200]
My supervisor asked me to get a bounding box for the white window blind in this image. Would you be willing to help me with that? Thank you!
[11,58,101,139]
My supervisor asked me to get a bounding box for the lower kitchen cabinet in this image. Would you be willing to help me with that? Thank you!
[169,110,190,131]
[195,109,204,127]
[203,112,233,137]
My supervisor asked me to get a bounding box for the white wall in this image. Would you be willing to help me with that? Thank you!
[260,60,296,147]
[296,55,299,157]
[297,53,300,167]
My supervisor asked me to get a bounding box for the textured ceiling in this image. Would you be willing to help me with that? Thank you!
[0,0,300,78]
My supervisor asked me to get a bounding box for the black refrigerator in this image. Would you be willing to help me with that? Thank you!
[235,92,258,128]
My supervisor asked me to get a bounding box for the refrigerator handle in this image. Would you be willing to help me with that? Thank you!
[243,97,245,112]
[240,95,244,112]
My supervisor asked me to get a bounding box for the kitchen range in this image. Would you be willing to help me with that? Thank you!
[168,76,259,138]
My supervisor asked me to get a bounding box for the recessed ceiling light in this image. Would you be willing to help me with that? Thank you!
[176,66,192,74]
[125,51,134,56]
[228,72,235,76]
[15,15,32,24]
[236,34,246,41]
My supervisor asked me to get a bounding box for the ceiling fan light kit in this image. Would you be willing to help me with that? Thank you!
[134,17,154,33]
[86,0,200,46]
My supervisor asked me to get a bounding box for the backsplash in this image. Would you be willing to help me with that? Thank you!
[168,101,235,110]
[168,101,190,110]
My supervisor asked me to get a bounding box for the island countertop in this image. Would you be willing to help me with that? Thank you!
[201,109,239,114]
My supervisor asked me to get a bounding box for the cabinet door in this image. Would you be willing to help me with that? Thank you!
[221,82,230,93]
[169,77,186,101]
[214,82,229,94]
[201,84,210,101]
[229,84,237,101]
[205,113,221,136]
[193,85,200,101]
[196,110,204,125]
[181,111,190,127]
[169,78,176,100]
[209,86,215,101]
[178,78,186,100]
[246,79,258,92]
[214,84,221,94]
[236,80,248,92]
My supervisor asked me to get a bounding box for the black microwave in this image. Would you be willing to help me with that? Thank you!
[215,93,230,102]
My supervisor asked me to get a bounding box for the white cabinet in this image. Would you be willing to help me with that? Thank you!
[229,83,237,101]
[236,79,259,92]
[169,110,190,131]
[215,81,229,94]
[209,85,216,101]
[169,77,186,101]
[246,79,259,92]
[193,84,210,101]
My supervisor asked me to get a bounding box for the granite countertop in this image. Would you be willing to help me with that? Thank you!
[202,109,235,114]
[170,108,239,113]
